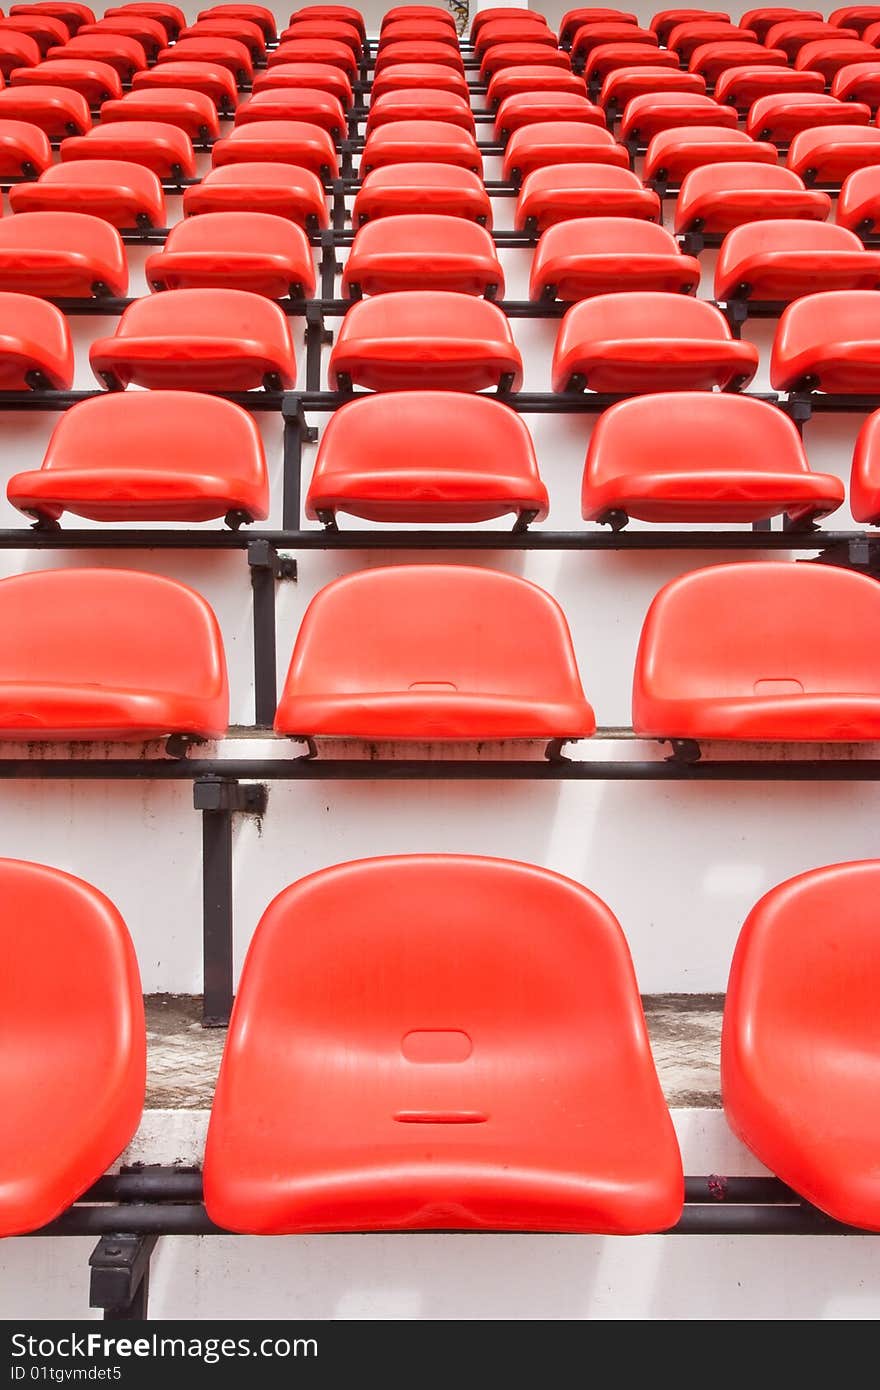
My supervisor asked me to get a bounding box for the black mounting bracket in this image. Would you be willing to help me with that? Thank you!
[281,394,319,531]
[89,1233,158,1321]
[247,538,296,730]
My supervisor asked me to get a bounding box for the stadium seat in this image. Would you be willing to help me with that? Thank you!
[740,7,818,41]
[585,43,679,85]
[666,20,756,62]
[552,292,759,394]
[201,3,275,39]
[343,215,503,299]
[714,65,825,110]
[830,4,880,32]
[183,162,328,228]
[723,860,880,1232]
[8,389,269,524]
[474,18,555,57]
[62,122,197,180]
[45,32,146,81]
[831,60,880,107]
[0,85,89,137]
[475,7,548,38]
[132,61,240,114]
[838,164,880,230]
[371,63,469,101]
[516,165,660,233]
[0,290,72,387]
[367,89,475,133]
[252,62,352,107]
[1,14,72,55]
[10,58,122,104]
[530,218,700,301]
[100,89,221,142]
[503,122,628,182]
[0,31,41,78]
[689,42,788,83]
[82,16,167,60]
[212,121,339,178]
[146,212,315,299]
[570,22,657,64]
[328,292,522,393]
[788,126,880,183]
[373,42,461,76]
[599,66,706,109]
[765,18,858,56]
[89,287,298,392]
[156,36,253,84]
[581,391,843,525]
[850,407,880,522]
[715,220,880,304]
[494,91,604,139]
[353,163,492,226]
[305,391,548,525]
[8,158,165,227]
[635,560,880,740]
[292,4,364,35]
[747,93,871,142]
[651,8,729,43]
[0,210,127,298]
[0,118,51,176]
[481,44,571,80]
[387,3,452,29]
[0,567,228,739]
[274,566,594,742]
[795,37,878,79]
[620,93,738,145]
[770,289,880,392]
[561,8,638,42]
[487,65,588,105]
[360,121,481,175]
[675,162,831,235]
[180,18,267,61]
[105,4,185,40]
[0,858,144,1238]
[203,854,682,1236]
[278,19,360,57]
[275,41,360,82]
[235,88,347,137]
[645,128,776,186]
[380,19,460,47]
[9,4,95,36]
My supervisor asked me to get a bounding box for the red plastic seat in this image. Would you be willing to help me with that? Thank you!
[329,292,521,393]
[516,164,660,232]
[105,5,185,40]
[343,215,502,299]
[714,65,825,109]
[46,32,145,80]
[9,4,94,35]
[157,36,252,83]
[561,7,637,43]
[788,125,880,182]
[180,19,266,61]
[831,60,880,106]
[62,121,196,179]
[634,561,880,741]
[378,19,459,47]
[100,89,221,141]
[361,121,480,176]
[0,859,144,1238]
[83,15,166,60]
[765,18,858,57]
[621,93,738,144]
[132,61,239,113]
[850,406,880,521]
[480,44,570,80]
[353,163,492,226]
[0,209,126,297]
[146,211,314,300]
[503,122,628,181]
[474,7,548,39]
[0,30,41,77]
[794,37,878,79]
[274,567,593,742]
[531,217,699,301]
[723,861,880,1232]
[570,22,656,63]
[306,391,547,526]
[386,4,453,30]
[582,390,843,525]
[474,19,555,58]
[11,58,122,103]
[0,567,227,738]
[830,4,880,32]
[716,219,880,303]
[675,162,831,234]
[494,91,603,139]
[236,88,346,137]
[838,163,880,229]
[200,4,276,40]
[8,158,165,226]
[252,62,352,107]
[651,8,728,44]
[0,290,72,387]
[552,292,758,394]
[689,41,787,83]
[183,161,328,228]
[89,287,298,392]
[367,89,474,134]
[487,65,587,105]
[585,43,679,84]
[771,289,880,392]
[740,7,819,41]
[644,128,776,185]
[213,121,339,178]
[0,84,89,137]
[204,853,684,1236]
[370,62,468,101]
[666,20,756,62]
[599,66,706,108]
[747,93,871,142]
[291,4,364,38]
[0,14,71,55]
[8,389,268,523]
[269,40,358,80]
[277,19,360,57]
[0,117,51,175]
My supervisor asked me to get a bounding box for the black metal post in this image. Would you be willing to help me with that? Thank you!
[247,538,297,728]
[89,1234,158,1320]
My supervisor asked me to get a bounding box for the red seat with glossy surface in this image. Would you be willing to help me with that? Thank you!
[146,212,315,299]
[201,3,275,39]
[305,391,547,525]
[0,290,72,387]
[329,292,522,393]
[183,161,328,228]
[765,18,858,56]
[689,41,787,82]
[101,89,221,142]
[0,85,89,137]
[380,19,460,47]
[740,7,816,41]
[1,14,72,54]
[212,121,339,177]
[387,3,452,29]
[494,91,603,139]
[723,860,880,1230]
[474,18,555,57]
[480,43,570,79]
[570,22,656,62]
[830,4,880,32]
[132,61,239,112]
[278,19,360,56]
[788,125,880,182]
[83,16,166,60]
[634,561,880,740]
[373,41,460,75]
[10,4,95,34]
[156,36,252,82]
[771,289,880,392]
[62,122,196,180]
[46,32,146,80]
[838,163,880,229]
[236,88,346,137]
[8,389,269,523]
[503,121,627,181]
[531,217,699,301]
[644,128,777,185]
[849,407,880,522]
[794,37,877,79]
[105,5,185,40]
[621,93,738,144]
[371,63,468,101]
[90,287,298,392]
[0,31,40,77]
[476,6,551,37]
[252,61,352,107]
[361,121,481,175]
[487,65,587,105]
[831,60,880,106]
[10,58,121,103]
[0,859,144,1237]
[599,66,706,108]
[585,43,679,83]
[343,215,503,299]
[675,162,830,234]
[0,210,126,297]
[292,4,364,36]
[0,117,50,175]
[353,163,492,226]
[562,8,638,41]
[204,854,682,1235]
[274,567,594,742]
[516,164,660,232]
[180,18,267,61]
[9,158,165,226]
[652,8,729,43]
[552,292,758,394]
[747,93,871,142]
[666,20,756,61]
[714,65,825,109]
[715,220,880,303]
[0,567,228,738]
[367,89,474,134]
[582,391,843,525]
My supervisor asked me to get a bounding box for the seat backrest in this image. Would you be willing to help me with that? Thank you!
[719,217,864,264]
[538,215,679,257]
[348,211,497,259]
[557,290,735,345]
[520,163,646,194]
[336,288,515,343]
[679,160,807,198]
[0,206,125,263]
[159,208,310,260]
[773,288,880,363]
[108,284,295,348]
